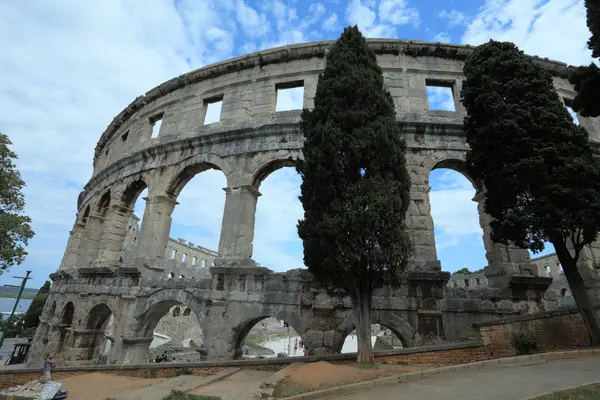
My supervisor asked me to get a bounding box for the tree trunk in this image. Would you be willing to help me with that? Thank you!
[554,241,600,345]
[351,287,375,364]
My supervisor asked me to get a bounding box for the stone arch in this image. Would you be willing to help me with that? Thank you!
[250,154,300,190]
[165,156,228,198]
[173,306,181,317]
[133,289,204,338]
[183,307,191,316]
[421,152,479,190]
[58,302,75,351]
[97,190,111,217]
[231,308,307,360]
[83,304,114,361]
[122,178,149,208]
[335,312,416,351]
[79,205,91,225]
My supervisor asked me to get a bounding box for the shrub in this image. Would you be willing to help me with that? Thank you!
[512,330,540,355]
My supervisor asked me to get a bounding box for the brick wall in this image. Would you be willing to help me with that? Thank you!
[475,306,599,357]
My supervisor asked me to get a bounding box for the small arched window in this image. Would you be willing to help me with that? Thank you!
[183,308,191,316]
[173,307,181,317]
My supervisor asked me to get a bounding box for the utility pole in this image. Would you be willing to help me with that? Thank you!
[0,271,32,349]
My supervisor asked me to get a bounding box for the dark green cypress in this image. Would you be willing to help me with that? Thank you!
[297,26,411,363]
[462,40,600,344]
[569,0,600,117]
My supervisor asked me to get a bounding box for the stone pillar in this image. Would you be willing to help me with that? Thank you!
[118,337,154,364]
[452,78,467,114]
[407,182,442,272]
[58,220,86,270]
[135,194,178,273]
[79,213,106,268]
[95,204,132,267]
[217,185,261,263]
[570,240,600,303]
[473,190,538,286]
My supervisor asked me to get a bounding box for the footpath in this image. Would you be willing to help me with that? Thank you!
[331,356,600,400]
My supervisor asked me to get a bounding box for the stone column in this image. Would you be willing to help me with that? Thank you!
[118,337,154,364]
[473,190,536,285]
[135,194,178,272]
[217,185,261,262]
[95,203,132,267]
[58,220,86,270]
[452,78,467,114]
[79,213,106,268]
[407,182,442,272]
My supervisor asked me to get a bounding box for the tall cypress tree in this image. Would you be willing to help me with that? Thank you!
[569,0,600,117]
[297,26,412,364]
[462,40,600,344]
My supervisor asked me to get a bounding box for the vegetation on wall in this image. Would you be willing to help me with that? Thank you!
[297,26,412,364]
[461,40,600,345]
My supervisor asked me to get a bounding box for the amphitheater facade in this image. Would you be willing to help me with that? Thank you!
[28,39,600,366]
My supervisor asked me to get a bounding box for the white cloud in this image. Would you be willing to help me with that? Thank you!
[378,0,420,27]
[235,0,271,37]
[438,10,469,27]
[461,0,593,66]
[323,13,339,31]
[430,170,481,238]
[432,32,452,43]
[426,86,456,111]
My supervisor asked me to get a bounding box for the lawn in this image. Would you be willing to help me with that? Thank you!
[533,383,600,399]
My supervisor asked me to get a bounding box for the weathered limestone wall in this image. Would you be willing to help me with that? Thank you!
[153,305,203,346]
[447,272,487,289]
[35,40,600,368]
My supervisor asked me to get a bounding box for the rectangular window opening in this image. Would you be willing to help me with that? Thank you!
[276,81,304,112]
[202,259,207,268]
[204,96,223,125]
[121,131,129,142]
[425,80,456,112]
[192,256,197,266]
[150,113,164,138]
[170,248,177,260]
[475,278,480,286]
[563,98,580,125]
[464,279,469,287]
[182,253,187,263]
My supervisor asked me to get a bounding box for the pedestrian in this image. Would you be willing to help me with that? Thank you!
[39,352,55,384]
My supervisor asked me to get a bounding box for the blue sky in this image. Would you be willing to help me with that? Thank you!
[0,0,592,288]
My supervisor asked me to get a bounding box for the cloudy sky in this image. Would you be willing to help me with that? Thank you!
[1,0,593,288]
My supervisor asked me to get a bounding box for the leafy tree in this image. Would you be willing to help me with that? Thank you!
[461,40,600,344]
[297,26,412,364]
[21,280,51,337]
[569,0,600,117]
[0,313,25,338]
[0,133,34,272]
[455,268,471,274]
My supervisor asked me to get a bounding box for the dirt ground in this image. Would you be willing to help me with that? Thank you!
[189,369,274,400]
[59,372,158,400]
[271,361,438,398]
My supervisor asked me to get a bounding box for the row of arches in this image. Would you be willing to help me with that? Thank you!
[70,152,505,278]
[39,295,413,364]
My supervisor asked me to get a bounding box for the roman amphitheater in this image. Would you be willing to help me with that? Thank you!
[28,39,600,366]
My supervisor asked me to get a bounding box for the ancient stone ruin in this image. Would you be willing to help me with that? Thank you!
[28,39,600,366]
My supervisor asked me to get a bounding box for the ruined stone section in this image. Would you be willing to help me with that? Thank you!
[30,40,600,366]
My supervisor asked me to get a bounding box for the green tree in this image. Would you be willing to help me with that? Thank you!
[21,280,51,337]
[0,133,34,272]
[569,0,600,117]
[461,40,600,344]
[297,26,412,364]
[0,313,25,339]
[455,268,471,274]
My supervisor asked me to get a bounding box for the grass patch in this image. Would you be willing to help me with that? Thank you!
[533,383,600,399]
[162,391,222,400]
[356,363,380,369]
[244,341,263,350]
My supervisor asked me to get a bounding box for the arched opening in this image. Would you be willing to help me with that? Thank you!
[123,179,148,264]
[429,162,486,275]
[46,301,57,322]
[83,304,113,362]
[341,323,405,353]
[142,301,204,362]
[167,164,226,277]
[58,302,75,351]
[253,163,304,271]
[235,316,304,359]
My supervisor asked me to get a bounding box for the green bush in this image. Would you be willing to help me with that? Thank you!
[512,330,540,355]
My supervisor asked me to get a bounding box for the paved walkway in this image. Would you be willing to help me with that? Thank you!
[335,357,600,400]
